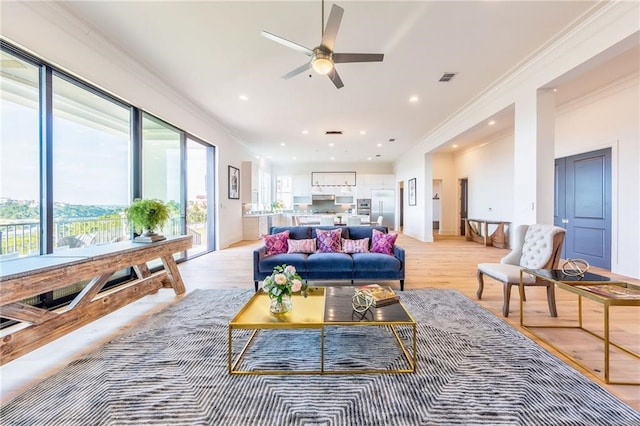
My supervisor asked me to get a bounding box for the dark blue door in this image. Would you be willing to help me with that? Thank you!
[554,148,611,269]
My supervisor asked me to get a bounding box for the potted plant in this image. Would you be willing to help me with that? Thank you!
[125,198,170,242]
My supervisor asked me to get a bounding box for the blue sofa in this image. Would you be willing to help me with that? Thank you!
[253,226,405,291]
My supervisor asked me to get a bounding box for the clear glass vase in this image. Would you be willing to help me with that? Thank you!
[270,294,292,314]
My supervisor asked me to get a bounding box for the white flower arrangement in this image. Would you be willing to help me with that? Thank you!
[262,264,307,302]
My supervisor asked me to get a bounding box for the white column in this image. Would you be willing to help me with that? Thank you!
[513,88,556,226]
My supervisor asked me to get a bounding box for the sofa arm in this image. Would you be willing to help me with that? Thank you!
[394,245,405,268]
[253,246,267,291]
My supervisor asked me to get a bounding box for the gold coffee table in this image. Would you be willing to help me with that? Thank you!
[228,286,417,375]
[519,269,640,385]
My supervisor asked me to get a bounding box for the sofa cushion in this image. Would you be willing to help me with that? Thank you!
[342,238,369,254]
[371,229,398,255]
[287,238,316,254]
[271,227,312,240]
[306,252,353,271]
[347,226,386,241]
[259,253,308,274]
[264,230,289,256]
[315,228,342,253]
[352,252,402,271]
[311,226,349,239]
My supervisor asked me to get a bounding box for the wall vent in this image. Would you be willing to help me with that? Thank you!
[325,130,343,135]
[439,72,457,82]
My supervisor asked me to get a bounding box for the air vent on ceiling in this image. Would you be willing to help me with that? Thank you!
[325,130,343,135]
[439,72,457,82]
[388,138,396,142]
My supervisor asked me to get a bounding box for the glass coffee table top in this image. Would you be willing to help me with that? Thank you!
[323,286,414,323]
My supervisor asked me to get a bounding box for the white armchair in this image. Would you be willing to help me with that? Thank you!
[477,224,566,317]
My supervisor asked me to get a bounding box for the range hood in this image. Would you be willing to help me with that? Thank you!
[312,194,335,201]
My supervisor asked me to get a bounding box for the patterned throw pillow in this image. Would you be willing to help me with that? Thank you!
[264,230,290,256]
[370,229,398,255]
[287,238,317,254]
[316,228,342,253]
[342,238,369,254]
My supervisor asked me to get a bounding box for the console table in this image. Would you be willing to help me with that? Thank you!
[465,218,510,248]
[0,235,192,364]
[519,269,640,385]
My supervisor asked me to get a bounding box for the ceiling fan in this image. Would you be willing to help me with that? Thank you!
[261,1,384,89]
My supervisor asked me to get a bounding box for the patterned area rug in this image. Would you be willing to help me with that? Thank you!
[2,288,639,425]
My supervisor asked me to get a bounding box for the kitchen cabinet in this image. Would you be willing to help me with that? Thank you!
[292,174,312,205]
[241,161,259,203]
[335,195,355,205]
[356,174,395,199]
[243,215,270,240]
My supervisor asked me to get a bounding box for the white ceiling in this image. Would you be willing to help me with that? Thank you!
[54,1,637,164]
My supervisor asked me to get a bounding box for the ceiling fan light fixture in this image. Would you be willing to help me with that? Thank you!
[312,57,333,75]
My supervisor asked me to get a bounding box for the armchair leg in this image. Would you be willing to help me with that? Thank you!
[502,283,512,317]
[400,280,404,291]
[546,284,558,317]
[476,270,485,299]
[254,281,259,292]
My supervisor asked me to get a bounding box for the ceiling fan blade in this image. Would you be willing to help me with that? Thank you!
[261,31,313,56]
[282,62,311,79]
[320,4,344,51]
[333,53,384,63]
[328,67,344,89]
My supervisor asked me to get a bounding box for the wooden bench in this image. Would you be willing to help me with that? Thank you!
[465,219,510,248]
[0,235,192,364]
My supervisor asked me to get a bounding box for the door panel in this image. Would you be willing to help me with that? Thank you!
[555,148,611,269]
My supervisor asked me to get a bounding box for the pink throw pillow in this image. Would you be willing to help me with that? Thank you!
[370,229,398,255]
[287,238,316,254]
[264,231,290,256]
[316,228,342,253]
[342,238,370,254]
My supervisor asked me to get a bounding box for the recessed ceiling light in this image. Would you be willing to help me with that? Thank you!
[329,143,335,147]
[280,143,286,146]
[330,157,335,160]
[377,143,382,147]
[409,96,419,103]
[367,157,372,160]
[292,156,296,160]
[239,94,249,101]
[302,130,309,134]
[452,144,459,149]
[359,130,366,135]
[488,120,496,126]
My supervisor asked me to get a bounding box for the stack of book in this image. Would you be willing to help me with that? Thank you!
[357,284,400,307]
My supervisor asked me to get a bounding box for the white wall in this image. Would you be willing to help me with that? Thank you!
[452,131,515,230]
[555,76,640,278]
[2,2,253,249]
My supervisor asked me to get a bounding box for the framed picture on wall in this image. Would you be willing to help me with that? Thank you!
[408,178,416,206]
[228,165,240,199]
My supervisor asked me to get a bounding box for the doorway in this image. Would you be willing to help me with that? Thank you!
[554,148,611,269]
[460,178,468,236]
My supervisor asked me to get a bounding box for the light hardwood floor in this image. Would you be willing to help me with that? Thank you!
[1,233,639,410]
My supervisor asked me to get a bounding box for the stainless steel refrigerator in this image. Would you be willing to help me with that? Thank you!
[371,189,395,229]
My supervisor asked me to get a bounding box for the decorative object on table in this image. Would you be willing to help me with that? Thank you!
[352,289,374,313]
[408,178,416,206]
[262,264,307,314]
[125,198,170,243]
[228,165,240,199]
[356,284,399,307]
[561,258,590,276]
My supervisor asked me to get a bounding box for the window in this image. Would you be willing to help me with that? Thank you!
[186,137,215,256]
[0,51,40,258]
[52,75,131,251]
[142,114,182,245]
[275,176,293,209]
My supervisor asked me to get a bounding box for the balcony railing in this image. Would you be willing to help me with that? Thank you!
[1,217,202,258]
